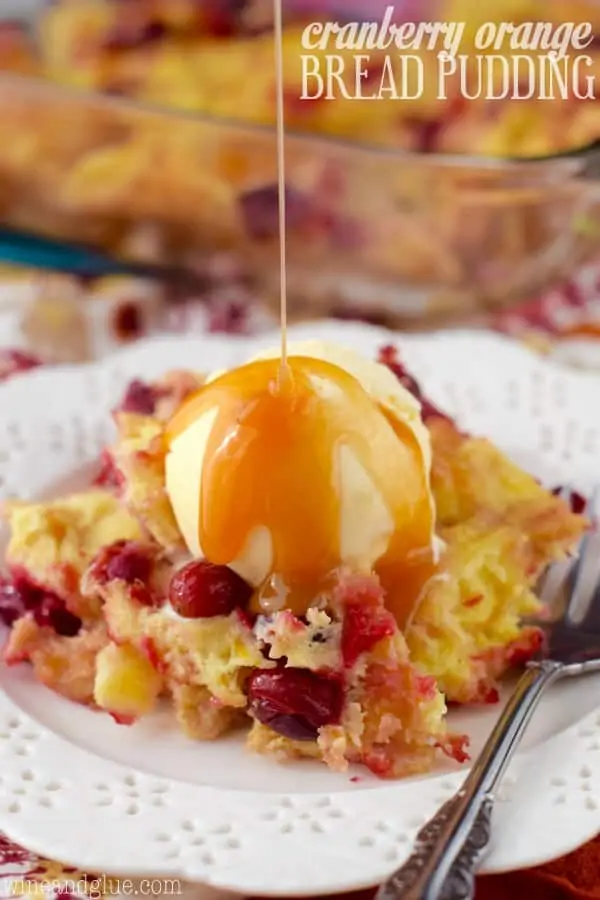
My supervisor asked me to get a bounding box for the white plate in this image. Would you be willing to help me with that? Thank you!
[1,321,600,896]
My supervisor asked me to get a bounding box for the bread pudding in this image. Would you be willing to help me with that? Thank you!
[0,343,586,777]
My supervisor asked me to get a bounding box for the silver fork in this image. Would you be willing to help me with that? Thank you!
[376,488,600,900]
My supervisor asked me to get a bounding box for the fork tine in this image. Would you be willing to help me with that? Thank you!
[565,487,600,628]
[537,559,571,610]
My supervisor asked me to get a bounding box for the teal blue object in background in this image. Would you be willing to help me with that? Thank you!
[0,227,205,289]
[0,228,132,277]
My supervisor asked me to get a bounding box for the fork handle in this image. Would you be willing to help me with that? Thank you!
[376,660,563,900]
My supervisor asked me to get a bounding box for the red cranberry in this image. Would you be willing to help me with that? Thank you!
[118,379,159,416]
[240,185,311,240]
[140,636,168,675]
[104,79,137,97]
[200,0,248,38]
[0,349,42,383]
[91,541,153,590]
[130,583,155,607]
[37,604,82,637]
[0,830,33,865]
[379,345,420,394]
[378,345,451,423]
[207,299,249,335]
[0,576,25,627]
[109,712,135,726]
[94,449,124,491]
[236,608,256,630]
[0,573,81,636]
[409,117,445,153]
[104,18,166,51]
[482,687,500,705]
[248,668,344,741]
[341,602,396,669]
[506,628,544,667]
[409,98,465,153]
[331,307,391,328]
[436,734,471,765]
[107,544,151,584]
[168,561,252,619]
[551,487,587,515]
[113,302,142,341]
[283,86,323,116]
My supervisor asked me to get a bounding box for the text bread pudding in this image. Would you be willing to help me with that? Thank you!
[0,344,586,778]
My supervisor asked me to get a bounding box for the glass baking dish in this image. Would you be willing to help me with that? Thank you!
[0,1,599,328]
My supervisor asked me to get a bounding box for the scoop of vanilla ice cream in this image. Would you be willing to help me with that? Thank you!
[165,341,434,587]
[251,341,431,469]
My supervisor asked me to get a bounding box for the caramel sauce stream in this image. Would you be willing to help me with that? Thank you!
[273,0,289,383]
[166,7,436,628]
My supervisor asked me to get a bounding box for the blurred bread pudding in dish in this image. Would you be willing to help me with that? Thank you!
[0,344,586,777]
[5,0,598,157]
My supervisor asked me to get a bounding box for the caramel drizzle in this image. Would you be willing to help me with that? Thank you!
[273,0,288,381]
[167,358,435,627]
